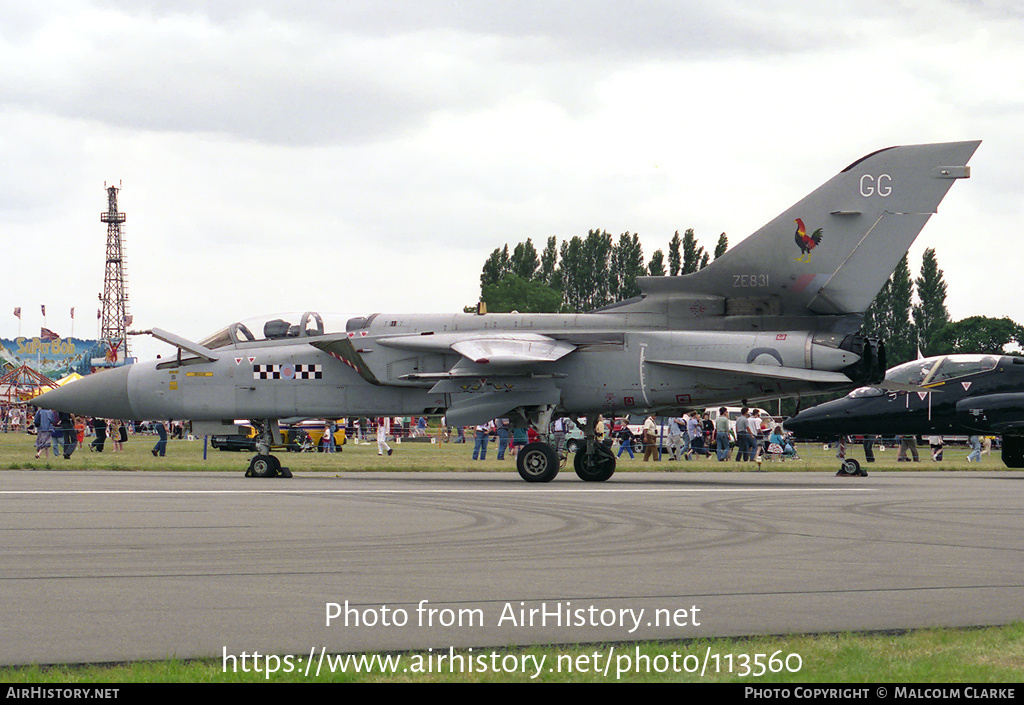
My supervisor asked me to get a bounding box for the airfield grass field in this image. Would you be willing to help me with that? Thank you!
[1,623,1022,683]
[2,427,1021,683]
[0,426,997,474]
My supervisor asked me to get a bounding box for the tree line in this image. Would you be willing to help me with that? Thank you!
[477,229,727,313]
[863,248,1024,366]
[477,233,1024,362]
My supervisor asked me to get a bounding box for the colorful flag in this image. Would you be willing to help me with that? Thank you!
[70,307,75,319]
[13,307,20,319]
[40,327,59,341]
[124,314,133,327]
[41,304,46,316]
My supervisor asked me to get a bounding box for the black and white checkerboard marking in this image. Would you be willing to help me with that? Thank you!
[253,364,322,380]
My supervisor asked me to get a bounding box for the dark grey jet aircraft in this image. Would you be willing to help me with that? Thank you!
[32,141,979,482]
[786,353,1024,470]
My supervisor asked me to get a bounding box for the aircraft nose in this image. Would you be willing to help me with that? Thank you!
[784,414,812,437]
[32,365,135,420]
[785,406,836,438]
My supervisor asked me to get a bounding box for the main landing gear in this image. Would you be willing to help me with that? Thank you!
[245,419,292,478]
[514,410,617,483]
[574,442,616,481]
[517,442,559,482]
[515,441,616,482]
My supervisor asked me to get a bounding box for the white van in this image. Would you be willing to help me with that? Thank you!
[704,406,775,434]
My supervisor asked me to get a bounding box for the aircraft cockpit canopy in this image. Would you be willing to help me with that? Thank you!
[199,312,352,349]
[885,355,1000,386]
[846,386,886,399]
[845,355,1001,399]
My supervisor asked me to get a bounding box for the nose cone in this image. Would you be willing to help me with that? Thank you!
[32,365,135,419]
[784,412,816,438]
[785,400,850,438]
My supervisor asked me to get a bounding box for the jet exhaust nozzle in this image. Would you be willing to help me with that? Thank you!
[838,334,885,387]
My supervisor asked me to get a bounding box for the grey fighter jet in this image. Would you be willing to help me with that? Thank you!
[32,141,980,482]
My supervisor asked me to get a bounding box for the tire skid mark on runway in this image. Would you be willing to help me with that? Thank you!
[837,498,1024,553]
[847,496,1021,527]
[670,493,881,546]
[0,492,826,575]
[248,492,793,564]
[0,487,869,568]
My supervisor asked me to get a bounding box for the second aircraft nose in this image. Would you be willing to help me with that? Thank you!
[784,404,847,439]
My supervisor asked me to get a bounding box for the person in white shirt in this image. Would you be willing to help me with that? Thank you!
[377,417,393,456]
[473,420,494,460]
[669,414,685,460]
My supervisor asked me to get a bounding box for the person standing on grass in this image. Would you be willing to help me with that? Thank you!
[377,417,393,456]
[473,420,493,460]
[152,420,167,457]
[91,417,107,452]
[642,415,658,462]
[33,407,56,459]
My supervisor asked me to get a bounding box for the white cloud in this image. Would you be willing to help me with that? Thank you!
[2,0,1023,357]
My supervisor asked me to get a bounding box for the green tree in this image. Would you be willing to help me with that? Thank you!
[480,245,510,290]
[584,229,614,309]
[714,232,728,260]
[648,249,666,276]
[610,232,646,301]
[912,248,950,356]
[555,230,614,312]
[538,235,558,286]
[680,228,706,274]
[552,236,579,308]
[476,226,727,313]
[668,231,681,276]
[863,254,915,365]
[930,316,1024,355]
[509,239,540,281]
[482,274,562,313]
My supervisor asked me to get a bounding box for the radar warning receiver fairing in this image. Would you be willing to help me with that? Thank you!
[785,353,1024,468]
[32,141,980,482]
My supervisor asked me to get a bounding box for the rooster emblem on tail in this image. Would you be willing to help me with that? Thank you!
[794,218,823,262]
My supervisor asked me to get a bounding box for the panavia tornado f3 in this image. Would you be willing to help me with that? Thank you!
[32,141,980,482]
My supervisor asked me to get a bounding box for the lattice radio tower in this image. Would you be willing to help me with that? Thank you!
[98,182,131,365]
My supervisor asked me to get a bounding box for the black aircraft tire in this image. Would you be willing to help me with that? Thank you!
[837,458,861,477]
[574,445,616,482]
[249,454,279,478]
[517,443,559,483]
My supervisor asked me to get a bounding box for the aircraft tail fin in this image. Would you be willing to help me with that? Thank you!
[630,141,980,318]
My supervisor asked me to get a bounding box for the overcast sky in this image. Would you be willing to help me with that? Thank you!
[3,0,1022,359]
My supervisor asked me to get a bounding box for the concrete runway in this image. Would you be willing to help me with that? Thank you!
[1,469,1022,665]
